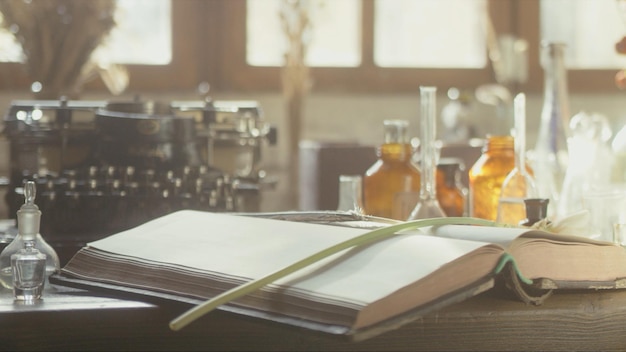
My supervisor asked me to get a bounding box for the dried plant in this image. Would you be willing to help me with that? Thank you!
[280,0,312,204]
[0,0,117,99]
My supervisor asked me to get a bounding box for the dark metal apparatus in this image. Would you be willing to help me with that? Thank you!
[2,98,276,262]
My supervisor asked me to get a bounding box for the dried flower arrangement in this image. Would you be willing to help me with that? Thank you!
[0,0,121,99]
[280,0,312,205]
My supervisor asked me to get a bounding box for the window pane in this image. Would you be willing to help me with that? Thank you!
[374,0,487,68]
[92,0,171,65]
[541,0,626,69]
[0,0,171,65]
[246,0,360,67]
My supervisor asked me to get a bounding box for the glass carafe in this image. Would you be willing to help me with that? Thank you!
[408,86,446,220]
[497,93,538,225]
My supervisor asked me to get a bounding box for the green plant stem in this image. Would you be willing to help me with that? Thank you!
[169,216,496,331]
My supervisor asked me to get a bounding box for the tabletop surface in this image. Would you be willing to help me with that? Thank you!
[2,282,626,351]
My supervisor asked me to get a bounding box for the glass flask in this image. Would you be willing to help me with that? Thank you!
[408,86,446,220]
[530,42,571,215]
[497,93,538,225]
[336,175,364,214]
[469,135,515,221]
[0,181,60,290]
[363,120,420,220]
[436,158,467,217]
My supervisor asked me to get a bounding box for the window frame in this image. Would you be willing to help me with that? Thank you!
[0,0,620,95]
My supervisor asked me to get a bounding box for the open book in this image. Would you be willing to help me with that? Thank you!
[50,210,626,340]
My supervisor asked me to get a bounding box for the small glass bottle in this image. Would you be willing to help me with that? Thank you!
[408,86,446,220]
[363,120,420,220]
[0,181,60,290]
[12,240,46,301]
[469,135,515,221]
[336,175,364,214]
[436,158,467,217]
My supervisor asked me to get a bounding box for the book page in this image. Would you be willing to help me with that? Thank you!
[424,224,527,246]
[86,210,496,305]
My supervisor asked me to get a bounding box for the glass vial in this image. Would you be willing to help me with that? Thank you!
[363,120,420,220]
[336,175,364,214]
[469,135,515,221]
[436,158,467,217]
[408,86,446,220]
[531,42,571,215]
[497,93,538,225]
[11,240,46,301]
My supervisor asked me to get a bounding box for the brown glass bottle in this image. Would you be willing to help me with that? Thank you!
[436,158,467,217]
[469,135,515,221]
[363,120,420,220]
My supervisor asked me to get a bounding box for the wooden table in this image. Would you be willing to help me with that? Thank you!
[2,283,626,351]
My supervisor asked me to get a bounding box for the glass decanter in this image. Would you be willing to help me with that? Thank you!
[408,86,446,220]
[0,181,60,290]
[497,93,538,225]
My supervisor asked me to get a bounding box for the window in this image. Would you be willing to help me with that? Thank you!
[0,0,624,94]
[0,0,172,65]
[540,0,626,69]
[247,0,361,67]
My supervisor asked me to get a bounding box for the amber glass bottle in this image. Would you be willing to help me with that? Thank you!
[436,159,467,217]
[363,120,420,220]
[469,135,515,221]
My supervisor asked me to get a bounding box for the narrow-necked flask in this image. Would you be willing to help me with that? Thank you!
[497,93,538,225]
[363,120,420,220]
[531,41,571,215]
[408,86,446,220]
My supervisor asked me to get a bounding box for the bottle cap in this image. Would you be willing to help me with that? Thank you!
[17,181,41,241]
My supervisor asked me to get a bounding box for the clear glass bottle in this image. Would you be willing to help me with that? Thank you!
[497,93,538,225]
[12,240,46,301]
[530,41,571,215]
[336,175,364,214]
[469,135,515,221]
[408,86,446,220]
[436,158,467,217]
[363,120,420,220]
[0,181,60,290]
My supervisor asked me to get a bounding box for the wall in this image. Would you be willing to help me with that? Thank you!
[1,89,626,216]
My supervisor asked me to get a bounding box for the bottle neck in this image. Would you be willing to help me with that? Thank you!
[23,239,36,251]
[378,143,414,163]
[484,135,514,153]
